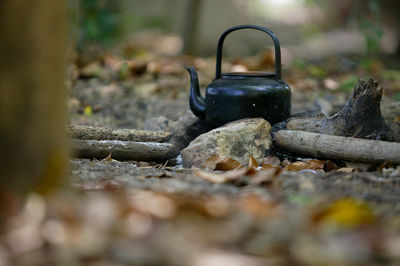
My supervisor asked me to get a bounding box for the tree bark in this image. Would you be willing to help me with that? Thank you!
[69,125,172,142]
[72,140,178,161]
[275,130,400,163]
[182,0,203,54]
[287,79,400,142]
[0,1,68,197]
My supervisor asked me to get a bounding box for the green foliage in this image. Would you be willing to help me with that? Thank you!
[358,0,384,54]
[118,62,130,80]
[338,76,359,92]
[289,194,313,206]
[78,0,122,50]
[292,59,308,70]
[360,58,374,72]
[382,70,400,83]
[309,65,327,78]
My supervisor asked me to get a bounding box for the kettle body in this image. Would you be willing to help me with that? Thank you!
[187,25,291,126]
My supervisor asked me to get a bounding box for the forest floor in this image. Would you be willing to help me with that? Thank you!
[4,48,400,265]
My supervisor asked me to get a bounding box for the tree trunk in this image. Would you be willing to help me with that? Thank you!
[0,1,68,199]
[182,0,203,54]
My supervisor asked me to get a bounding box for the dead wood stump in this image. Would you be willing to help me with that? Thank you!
[287,79,400,142]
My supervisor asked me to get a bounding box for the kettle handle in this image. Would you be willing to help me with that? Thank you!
[215,25,282,80]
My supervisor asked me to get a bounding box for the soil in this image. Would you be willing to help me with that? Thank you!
[19,53,399,265]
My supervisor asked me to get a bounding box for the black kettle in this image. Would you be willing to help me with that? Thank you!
[186,25,291,126]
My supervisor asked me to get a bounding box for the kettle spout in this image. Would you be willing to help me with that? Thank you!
[186,66,206,120]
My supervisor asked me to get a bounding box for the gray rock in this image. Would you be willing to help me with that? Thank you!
[181,118,272,168]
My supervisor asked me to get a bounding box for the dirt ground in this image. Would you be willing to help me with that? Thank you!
[3,51,400,265]
[66,52,400,265]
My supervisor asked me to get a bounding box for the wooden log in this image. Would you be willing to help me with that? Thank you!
[287,79,400,142]
[69,125,171,142]
[71,140,178,161]
[275,130,400,163]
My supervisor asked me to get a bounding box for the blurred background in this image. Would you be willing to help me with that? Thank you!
[73,0,400,59]
[68,0,400,129]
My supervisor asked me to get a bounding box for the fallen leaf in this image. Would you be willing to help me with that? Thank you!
[244,155,259,176]
[337,167,355,173]
[260,156,281,167]
[376,161,394,172]
[257,48,275,70]
[281,158,291,167]
[237,194,276,218]
[323,78,339,90]
[315,198,375,228]
[193,167,247,184]
[285,159,325,171]
[83,106,92,116]
[250,164,282,185]
[136,161,151,167]
[203,156,242,171]
[102,153,112,162]
[323,160,338,172]
[248,156,258,169]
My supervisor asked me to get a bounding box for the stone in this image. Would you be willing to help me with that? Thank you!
[180,118,272,168]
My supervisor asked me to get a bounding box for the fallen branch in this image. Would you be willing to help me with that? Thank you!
[69,125,171,142]
[275,130,400,163]
[287,79,400,142]
[71,140,178,161]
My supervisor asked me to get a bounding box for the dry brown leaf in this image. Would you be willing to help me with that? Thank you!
[250,164,283,185]
[281,158,291,167]
[237,194,276,218]
[244,155,259,176]
[193,167,247,184]
[285,159,325,171]
[248,156,258,169]
[323,160,338,172]
[203,155,242,171]
[262,163,281,171]
[260,156,281,167]
[245,168,258,176]
[376,161,394,172]
[102,153,112,161]
[337,167,355,173]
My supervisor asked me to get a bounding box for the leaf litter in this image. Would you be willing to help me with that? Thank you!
[60,33,400,265]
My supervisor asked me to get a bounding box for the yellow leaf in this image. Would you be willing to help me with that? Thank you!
[84,106,92,116]
[319,198,375,228]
